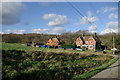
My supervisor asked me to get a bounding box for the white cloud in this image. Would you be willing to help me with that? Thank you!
[43,14,56,20]
[103,7,117,13]
[108,13,118,19]
[4,29,11,34]
[43,14,69,26]
[80,11,98,24]
[80,16,98,24]
[96,10,100,14]
[4,29,25,34]
[74,11,98,26]
[1,2,25,25]
[32,28,49,34]
[32,27,66,34]
[0,32,4,34]
[101,21,118,35]
[80,17,88,24]
[51,27,66,34]
[88,25,97,32]
[101,28,117,35]
[106,21,118,29]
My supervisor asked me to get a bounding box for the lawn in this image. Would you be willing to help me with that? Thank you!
[2,43,95,54]
[2,43,118,80]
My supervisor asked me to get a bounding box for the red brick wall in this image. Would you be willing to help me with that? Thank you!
[46,38,59,45]
[76,38,83,45]
[88,38,96,45]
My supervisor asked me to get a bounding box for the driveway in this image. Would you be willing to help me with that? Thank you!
[90,55,120,79]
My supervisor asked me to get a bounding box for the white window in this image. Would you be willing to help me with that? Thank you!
[78,41,80,44]
[89,45,93,49]
[77,45,81,47]
[90,41,93,44]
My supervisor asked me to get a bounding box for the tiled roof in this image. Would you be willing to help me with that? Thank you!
[93,36,101,42]
[84,36,90,41]
[78,35,101,43]
[51,37,62,42]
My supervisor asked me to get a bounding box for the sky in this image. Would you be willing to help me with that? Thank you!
[1,2,118,35]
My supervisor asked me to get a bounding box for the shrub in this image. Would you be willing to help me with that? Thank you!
[60,44,76,48]
[81,47,86,51]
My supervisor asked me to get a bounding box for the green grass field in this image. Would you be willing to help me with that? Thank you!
[2,43,118,80]
[2,43,96,54]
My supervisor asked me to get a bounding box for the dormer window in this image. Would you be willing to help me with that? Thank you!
[90,41,93,44]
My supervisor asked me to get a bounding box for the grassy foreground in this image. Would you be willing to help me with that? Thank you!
[2,43,81,53]
[2,43,119,80]
[72,57,118,80]
[2,43,96,54]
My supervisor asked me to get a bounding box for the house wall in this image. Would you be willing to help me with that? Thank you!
[88,45,94,50]
[88,38,96,45]
[75,36,102,51]
[46,39,52,45]
[88,38,96,50]
[54,38,59,42]
[53,38,59,45]
[76,38,83,45]
[46,38,59,46]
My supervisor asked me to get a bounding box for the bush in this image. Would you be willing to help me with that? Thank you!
[3,34,22,43]
[81,47,86,51]
[60,44,76,49]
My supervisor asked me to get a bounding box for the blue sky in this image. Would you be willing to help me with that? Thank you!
[1,2,118,35]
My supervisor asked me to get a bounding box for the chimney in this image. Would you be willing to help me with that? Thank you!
[82,33,84,37]
[55,36,57,38]
[94,32,96,37]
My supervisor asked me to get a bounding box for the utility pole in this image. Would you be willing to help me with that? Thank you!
[113,35,115,54]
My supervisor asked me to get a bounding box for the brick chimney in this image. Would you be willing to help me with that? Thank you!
[55,36,57,38]
[94,32,96,37]
[82,33,84,37]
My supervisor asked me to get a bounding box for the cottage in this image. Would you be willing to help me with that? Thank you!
[76,32,102,51]
[46,37,63,47]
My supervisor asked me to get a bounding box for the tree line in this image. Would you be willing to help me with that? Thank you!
[1,30,120,50]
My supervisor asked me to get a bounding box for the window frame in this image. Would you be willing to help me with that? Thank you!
[89,45,93,49]
[90,41,93,44]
